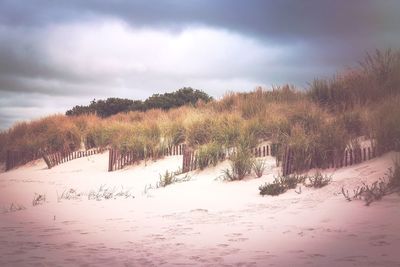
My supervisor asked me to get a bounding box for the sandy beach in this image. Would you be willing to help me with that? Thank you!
[1,151,399,266]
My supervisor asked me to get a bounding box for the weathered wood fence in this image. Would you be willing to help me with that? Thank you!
[182,142,378,175]
[182,146,197,173]
[108,144,185,172]
[5,150,42,171]
[182,143,277,173]
[42,147,104,169]
[281,145,377,176]
[251,143,279,157]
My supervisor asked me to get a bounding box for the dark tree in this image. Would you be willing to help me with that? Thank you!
[66,87,212,117]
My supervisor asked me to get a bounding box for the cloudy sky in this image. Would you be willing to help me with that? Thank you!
[0,0,399,129]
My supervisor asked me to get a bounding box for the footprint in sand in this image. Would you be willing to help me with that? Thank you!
[228,237,248,242]
[288,250,304,254]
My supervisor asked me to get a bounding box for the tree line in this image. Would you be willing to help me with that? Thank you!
[65,87,213,117]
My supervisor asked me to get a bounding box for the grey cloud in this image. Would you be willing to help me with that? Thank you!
[1,1,399,41]
[0,1,399,130]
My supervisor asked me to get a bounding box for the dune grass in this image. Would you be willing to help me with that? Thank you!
[1,49,399,174]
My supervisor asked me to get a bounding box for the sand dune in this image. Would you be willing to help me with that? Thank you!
[1,151,400,266]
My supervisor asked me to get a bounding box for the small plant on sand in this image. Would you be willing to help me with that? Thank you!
[157,170,191,188]
[1,203,26,214]
[57,188,82,202]
[32,193,46,206]
[222,148,253,181]
[304,172,332,188]
[259,179,286,196]
[341,157,400,205]
[158,170,176,187]
[57,185,135,201]
[259,173,322,196]
[280,174,305,189]
[87,185,135,200]
[252,159,267,178]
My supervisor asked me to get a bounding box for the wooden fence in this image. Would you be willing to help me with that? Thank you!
[281,145,377,176]
[251,143,279,158]
[108,144,185,172]
[182,143,278,173]
[182,146,197,173]
[182,141,378,175]
[5,150,43,171]
[42,147,104,169]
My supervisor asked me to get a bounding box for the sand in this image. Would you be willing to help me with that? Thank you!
[0,151,400,266]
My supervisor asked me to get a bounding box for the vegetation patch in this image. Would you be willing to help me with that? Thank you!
[57,185,135,201]
[341,157,400,205]
[259,172,331,196]
[1,203,26,214]
[222,145,253,181]
[32,193,46,206]
[304,172,332,188]
[252,158,267,178]
[157,170,191,188]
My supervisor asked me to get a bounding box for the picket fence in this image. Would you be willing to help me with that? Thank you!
[5,150,42,171]
[42,147,105,169]
[182,143,277,173]
[281,145,377,176]
[108,144,185,172]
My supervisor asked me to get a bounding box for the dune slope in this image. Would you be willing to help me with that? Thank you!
[0,151,399,266]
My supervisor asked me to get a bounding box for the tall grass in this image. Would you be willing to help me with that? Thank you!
[1,49,399,170]
[370,96,400,153]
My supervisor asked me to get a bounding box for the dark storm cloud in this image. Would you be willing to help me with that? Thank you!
[2,0,400,42]
[0,0,399,129]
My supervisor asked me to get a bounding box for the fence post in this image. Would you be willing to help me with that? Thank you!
[108,149,113,172]
[282,145,291,176]
[350,149,353,166]
[5,150,11,171]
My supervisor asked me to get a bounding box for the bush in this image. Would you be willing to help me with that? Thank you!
[259,180,286,196]
[259,173,301,197]
[252,159,267,178]
[229,147,253,180]
[305,172,332,188]
[222,146,253,181]
[157,170,191,188]
[197,142,224,170]
[259,173,324,196]
[158,170,177,187]
[279,174,304,189]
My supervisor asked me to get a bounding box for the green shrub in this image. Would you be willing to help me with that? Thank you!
[252,159,267,178]
[305,172,332,188]
[259,173,323,196]
[279,175,303,189]
[158,170,176,187]
[197,142,224,170]
[259,180,286,196]
[229,147,253,180]
[222,146,253,181]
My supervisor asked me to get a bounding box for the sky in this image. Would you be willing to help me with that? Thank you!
[0,0,399,130]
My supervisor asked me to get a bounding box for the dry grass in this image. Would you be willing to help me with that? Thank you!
[1,49,399,172]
